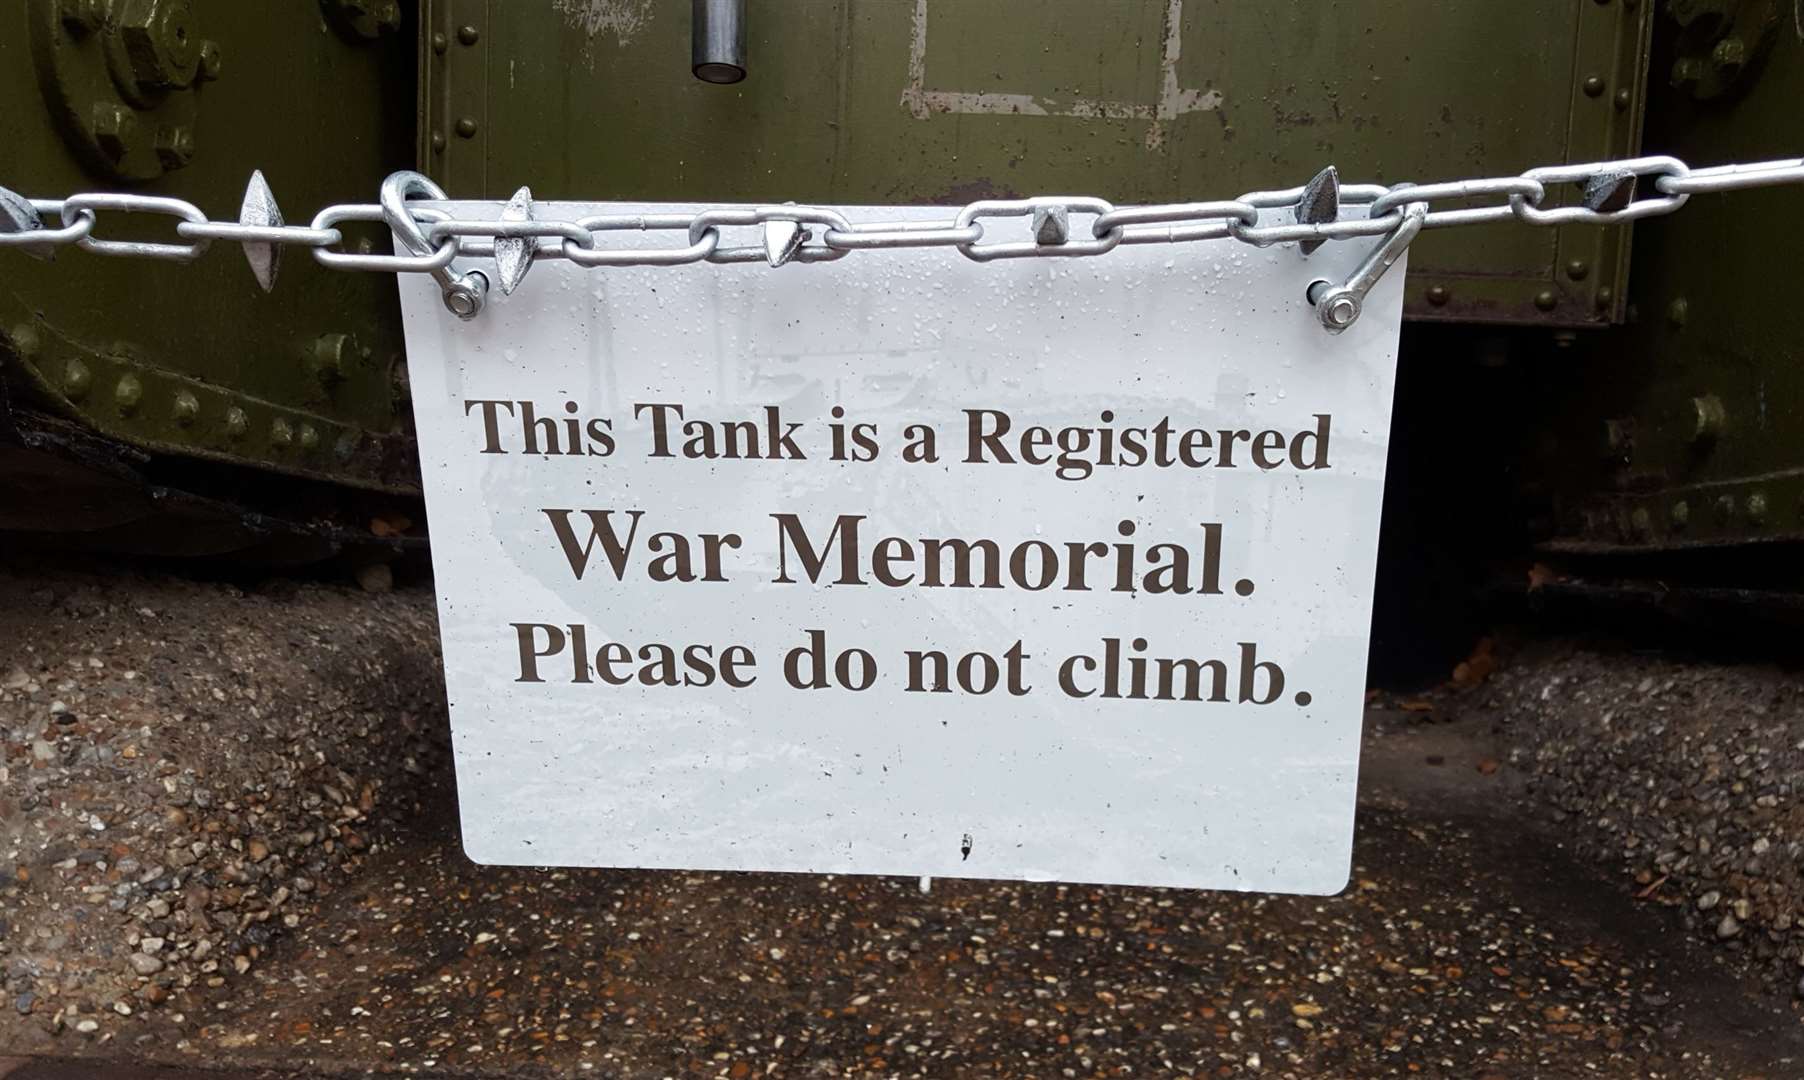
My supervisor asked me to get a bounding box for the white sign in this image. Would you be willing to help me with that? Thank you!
[398,202,1403,894]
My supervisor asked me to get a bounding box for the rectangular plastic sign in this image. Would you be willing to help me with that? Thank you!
[398,202,1404,893]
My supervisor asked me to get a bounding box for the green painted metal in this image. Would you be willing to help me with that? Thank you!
[1537,0,1804,552]
[0,0,417,493]
[422,0,1650,327]
[0,0,1679,504]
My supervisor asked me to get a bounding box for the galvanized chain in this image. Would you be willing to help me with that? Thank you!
[2,155,1802,333]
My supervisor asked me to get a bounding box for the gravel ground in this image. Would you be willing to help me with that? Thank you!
[1469,641,1804,998]
[1,560,1801,1077]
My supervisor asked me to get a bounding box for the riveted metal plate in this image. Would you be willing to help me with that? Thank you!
[0,0,419,493]
[422,0,1651,327]
[1533,4,1804,553]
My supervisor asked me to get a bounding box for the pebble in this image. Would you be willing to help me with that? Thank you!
[129,952,165,975]
[0,566,446,1036]
[1492,648,1804,993]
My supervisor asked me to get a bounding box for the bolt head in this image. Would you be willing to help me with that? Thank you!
[444,273,488,320]
[1747,491,1769,525]
[1322,295,1359,329]
[90,103,138,162]
[172,389,199,426]
[1671,500,1690,529]
[223,406,248,438]
[118,0,202,90]
[197,39,222,81]
[270,417,294,448]
[1711,37,1747,73]
[153,125,196,170]
[60,0,105,35]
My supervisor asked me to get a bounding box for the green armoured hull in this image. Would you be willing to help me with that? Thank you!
[1,0,1799,565]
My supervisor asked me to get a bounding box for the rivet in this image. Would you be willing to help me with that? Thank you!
[1671,500,1690,529]
[1534,290,1558,312]
[1747,491,1769,525]
[1583,75,1607,97]
[335,431,361,460]
[311,332,352,387]
[1614,88,1632,112]
[10,323,42,359]
[1566,259,1590,281]
[431,131,446,153]
[1603,418,1630,458]
[224,407,248,439]
[431,31,448,54]
[1630,506,1653,539]
[1692,394,1725,445]
[1425,285,1450,306]
[299,423,320,452]
[172,389,199,426]
[457,24,479,45]
[1668,297,1689,327]
[1714,494,1735,523]
[62,358,92,400]
[455,117,478,138]
[270,417,294,448]
[114,374,143,415]
[1595,286,1615,310]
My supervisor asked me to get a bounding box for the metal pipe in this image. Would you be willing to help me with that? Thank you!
[692,0,746,84]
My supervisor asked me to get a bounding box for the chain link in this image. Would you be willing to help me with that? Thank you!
[2,154,1799,324]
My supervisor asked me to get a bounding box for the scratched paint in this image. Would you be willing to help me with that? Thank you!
[552,0,654,45]
[899,0,1224,151]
